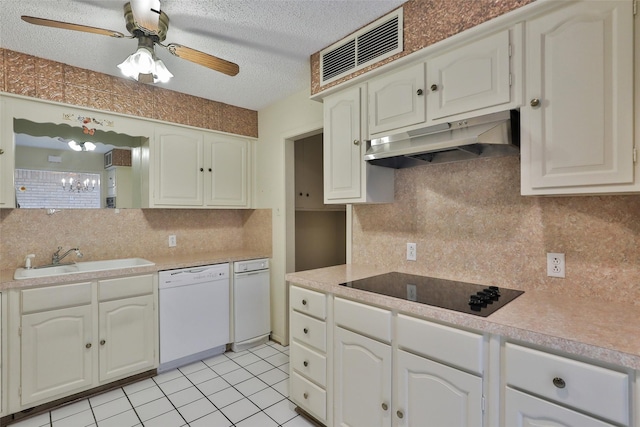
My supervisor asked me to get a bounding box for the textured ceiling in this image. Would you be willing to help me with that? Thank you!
[0,0,405,111]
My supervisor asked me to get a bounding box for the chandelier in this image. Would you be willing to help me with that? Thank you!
[61,177,96,192]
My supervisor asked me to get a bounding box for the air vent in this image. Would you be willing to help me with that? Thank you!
[320,8,403,85]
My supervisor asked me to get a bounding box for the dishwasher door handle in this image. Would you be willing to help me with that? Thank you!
[235,270,268,277]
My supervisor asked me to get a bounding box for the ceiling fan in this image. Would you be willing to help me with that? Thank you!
[21,0,239,84]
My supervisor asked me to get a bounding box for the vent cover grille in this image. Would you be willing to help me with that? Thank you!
[320,8,403,85]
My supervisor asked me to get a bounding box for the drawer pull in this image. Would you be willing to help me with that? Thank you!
[303,360,309,367]
[381,403,388,411]
[303,328,309,334]
[553,377,566,389]
[85,343,92,349]
[303,392,309,399]
[530,98,541,107]
[302,299,307,306]
[100,339,106,345]
[397,410,404,419]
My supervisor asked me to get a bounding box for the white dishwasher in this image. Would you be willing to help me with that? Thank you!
[159,263,229,372]
[232,259,270,352]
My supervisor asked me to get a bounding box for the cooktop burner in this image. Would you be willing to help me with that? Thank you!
[339,272,523,317]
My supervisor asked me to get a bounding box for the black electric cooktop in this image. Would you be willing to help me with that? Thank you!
[339,272,523,317]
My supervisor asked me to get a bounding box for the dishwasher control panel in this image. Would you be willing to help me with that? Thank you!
[234,258,269,273]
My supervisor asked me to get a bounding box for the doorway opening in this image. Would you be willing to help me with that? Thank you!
[293,133,346,272]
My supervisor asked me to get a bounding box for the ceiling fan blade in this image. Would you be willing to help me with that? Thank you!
[21,16,126,38]
[164,43,239,77]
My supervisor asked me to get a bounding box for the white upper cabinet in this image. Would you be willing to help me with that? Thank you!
[521,1,635,195]
[426,29,515,122]
[203,135,249,207]
[324,86,395,204]
[153,125,251,208]
[368,63,426,136]
[0,98,14,208]
[154,126,204,206]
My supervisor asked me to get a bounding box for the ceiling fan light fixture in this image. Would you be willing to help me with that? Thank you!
[68,140,82,152]
[153,58,173,83]
[118,45,155,78]
[68,140,96,152]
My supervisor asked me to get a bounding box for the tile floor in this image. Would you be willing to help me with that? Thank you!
[11,342,316,427]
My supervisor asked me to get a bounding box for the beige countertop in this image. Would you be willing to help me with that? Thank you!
[286,264,640,371]
[0,249,270,291]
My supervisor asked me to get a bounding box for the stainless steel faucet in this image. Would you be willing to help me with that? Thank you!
[52,247,83,265]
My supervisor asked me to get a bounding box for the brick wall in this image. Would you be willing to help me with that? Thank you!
[15,169,101,209]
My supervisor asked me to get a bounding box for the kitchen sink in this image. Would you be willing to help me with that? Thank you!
[14,258,155,280]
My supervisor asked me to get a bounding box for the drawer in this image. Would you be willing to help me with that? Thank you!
[290,286,326,320]
[291,341,327,387]
[22,282,92,314]
[291,311,327,352]
[505,388,617,427]
[505,343,629,425]
[397,314,483,374]
[98,274,154,301]
[334,297,391,343]
[291,372,327,422]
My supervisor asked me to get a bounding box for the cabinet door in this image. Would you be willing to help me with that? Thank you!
[324,86,363,202]
[204,137,249,207]
[98,295,155,383]
[427,30,511,121]
[368,63,426,135]
[522,1,634,193]
[505,388,616,427]
[295,137,325,210]
[0,98,15,208]
[154,127,204,206]
[21,305,93,406]
[334,327,392,427]
[395,350,482,427]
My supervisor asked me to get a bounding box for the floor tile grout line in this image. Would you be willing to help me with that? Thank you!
[118,386,145,427]
[145,372,195,427]
[165,356,239,427]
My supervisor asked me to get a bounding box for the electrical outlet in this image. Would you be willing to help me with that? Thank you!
[407,243,417,261]
[547,252,565,278]
[168,235,177,247]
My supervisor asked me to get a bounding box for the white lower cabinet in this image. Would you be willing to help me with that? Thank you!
[289,285,329,424]
[505,388,616,427]
[504,342,630,427]
[21,303,93,406]
[395,349,482,427]
[334,326,392,427]
[288,285,635,427]
[98,294,155,382]
[10,274,158,413]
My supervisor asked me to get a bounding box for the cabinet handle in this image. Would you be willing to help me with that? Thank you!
[303,327,309,334]
[302,299,307,306]
[416,89,423,96]
[199,168,204,172]
[208,168,212,172]
[303,360,309,367]
[303,392,309,399]
[85,343,92,349]
[381,403,388,411]
[0,149,4,155]
[552,377,566,389]
[530,98,541,107]
[100,339,106,345]
[430,84,438,91]
[397,410,404,419]
[353,140,360,146]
